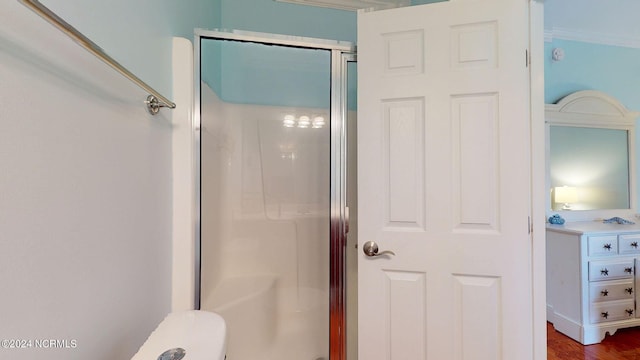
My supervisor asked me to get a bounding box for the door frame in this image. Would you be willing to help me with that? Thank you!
[530,1,547,359]
[192,29,356,360]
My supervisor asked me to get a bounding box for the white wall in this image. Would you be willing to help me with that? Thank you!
[0,1,214,359]
[171,38,196,313]
[199,84,229,298]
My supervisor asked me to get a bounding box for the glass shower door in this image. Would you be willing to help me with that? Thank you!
[199,37,332,360]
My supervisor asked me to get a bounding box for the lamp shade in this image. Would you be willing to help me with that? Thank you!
[555,186,578,204]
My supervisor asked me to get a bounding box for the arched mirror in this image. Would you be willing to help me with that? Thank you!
[546,90,639,222]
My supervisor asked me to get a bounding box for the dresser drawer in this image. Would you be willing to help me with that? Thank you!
[588,235,618,256]
[589,260,634,281]
[619,234,640,254]
[590,279,635,303]
[590,300,636,323]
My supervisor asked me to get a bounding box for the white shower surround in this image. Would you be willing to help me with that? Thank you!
[200,83,331,360]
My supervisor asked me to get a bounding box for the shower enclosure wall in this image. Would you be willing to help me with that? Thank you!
[196,30,355,360]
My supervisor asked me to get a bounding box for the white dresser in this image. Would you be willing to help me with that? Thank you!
[547,221,640,344]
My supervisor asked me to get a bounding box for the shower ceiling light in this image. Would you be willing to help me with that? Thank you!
[283,114,296,127]
[282,113,328,128]
[298,116,311,128]
[312,116,325,128]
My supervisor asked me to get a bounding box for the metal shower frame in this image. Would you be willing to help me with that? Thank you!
[193,29,355,360]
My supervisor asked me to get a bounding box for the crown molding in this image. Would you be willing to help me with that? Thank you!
[274,0,409,11]
[545,26,640,49]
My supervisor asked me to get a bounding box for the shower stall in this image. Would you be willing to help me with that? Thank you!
[195,30,356,360]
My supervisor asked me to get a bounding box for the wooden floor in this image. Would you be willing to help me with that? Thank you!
[547,322,640,360]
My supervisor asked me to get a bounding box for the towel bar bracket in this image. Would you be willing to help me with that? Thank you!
[145,95,164,115]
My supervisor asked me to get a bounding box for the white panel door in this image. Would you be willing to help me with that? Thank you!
[357,1,533,359]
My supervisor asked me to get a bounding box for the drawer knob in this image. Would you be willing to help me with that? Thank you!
[602,311,609,319]
[627,309,634,317]
[603,243,612,251]
[632,241,639,248]
[625,267,633,274]
[601,289,609,296]
[601,268,609,276]
[626,287,634,295]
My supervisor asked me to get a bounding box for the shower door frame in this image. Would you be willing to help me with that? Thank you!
[193,29,356,360]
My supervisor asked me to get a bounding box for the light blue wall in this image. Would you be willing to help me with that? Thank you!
[218,0,356,42]
[202,40,331,108]
[203,1,448,109]
[215,0,445,44]
[545,39,640,109]
[41,0,218,97]
[545,39,640,210]
[202,0,356,108]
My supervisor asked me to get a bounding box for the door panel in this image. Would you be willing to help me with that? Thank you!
[452,93,499,231]
[358,1,533,359]
[384,98,425,229]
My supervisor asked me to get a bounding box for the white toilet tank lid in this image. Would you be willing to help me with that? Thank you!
[131,310,226,360]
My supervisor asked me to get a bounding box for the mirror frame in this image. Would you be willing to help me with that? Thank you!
[545,90,639,222]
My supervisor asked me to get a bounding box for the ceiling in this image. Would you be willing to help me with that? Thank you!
[277,0,640,48]
[545,0,640,47]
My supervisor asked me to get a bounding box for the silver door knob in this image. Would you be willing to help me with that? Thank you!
[363,241,395,257]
